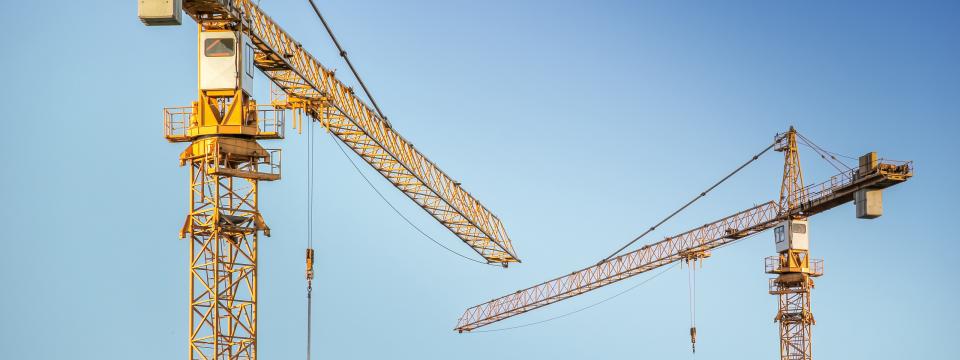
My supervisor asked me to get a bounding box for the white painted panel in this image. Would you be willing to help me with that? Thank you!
[200,32,238,91]
[774,220,809,252]
[138,0,182,26]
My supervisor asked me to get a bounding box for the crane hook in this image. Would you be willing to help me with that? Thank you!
[690,326,697,353]
[684,254,705,354]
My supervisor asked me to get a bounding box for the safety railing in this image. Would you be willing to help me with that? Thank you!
[765,256,823,277]
[768,278,791,293]
[764,256,778,273]
[256,106,285,139]
[797,159,914,206]
[205,142,282,181]
[810,258,825,276]
[799,168,856,206]
[164,105,285,141]
[256,149,282,177]
[164,106,194,142]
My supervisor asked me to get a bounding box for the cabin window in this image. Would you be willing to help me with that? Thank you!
[791,223,807,234]
[774,226,786,244]
[245,43,255,76]
[205,38,235,57]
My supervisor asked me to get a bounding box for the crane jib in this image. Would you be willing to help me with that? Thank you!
[455,158,913,331]
[180,0,519,263]
[455,201,781,332]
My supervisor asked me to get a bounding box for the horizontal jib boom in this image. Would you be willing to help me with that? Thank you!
[455,201,780,331]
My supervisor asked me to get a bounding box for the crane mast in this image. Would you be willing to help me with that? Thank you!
[769,127,821,360]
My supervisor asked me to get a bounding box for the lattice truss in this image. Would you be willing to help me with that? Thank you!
[182,0,518,264]
[456,201,781,332]
[453,141,912,331]
[186,154,262,360]
[774,284,814,360]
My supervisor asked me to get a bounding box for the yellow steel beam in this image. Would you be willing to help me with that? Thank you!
[454,154,912,331]
[455,202,781,332]
[181,0,519,264]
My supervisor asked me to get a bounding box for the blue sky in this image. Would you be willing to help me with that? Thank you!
[1,0,957,359]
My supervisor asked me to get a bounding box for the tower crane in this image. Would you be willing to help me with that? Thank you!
[455,127,912,360]
[139,1,519,359]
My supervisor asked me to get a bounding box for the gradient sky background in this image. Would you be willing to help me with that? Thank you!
[1,1,958,359]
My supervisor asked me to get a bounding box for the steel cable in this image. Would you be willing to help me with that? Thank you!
[796,132,854,171]
[306,0,392,128]
[600,141,777,263]
[328,132,496,266]
[306,117,315,360]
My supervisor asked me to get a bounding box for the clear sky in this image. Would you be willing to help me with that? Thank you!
[1,1,957,359]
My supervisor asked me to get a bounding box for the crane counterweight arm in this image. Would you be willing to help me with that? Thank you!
[181,0,518,263]
[455,201,781,332]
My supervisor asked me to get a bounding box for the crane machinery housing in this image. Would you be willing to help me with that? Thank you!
[455,127,912,360]
[139,1,519,359]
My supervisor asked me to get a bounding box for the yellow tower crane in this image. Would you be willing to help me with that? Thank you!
[455,127,912,360]
[140,1,519,359]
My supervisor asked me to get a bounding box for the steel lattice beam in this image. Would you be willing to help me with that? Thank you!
[454,156,912,331]
[455,201,781,332]
[181,0,518,264]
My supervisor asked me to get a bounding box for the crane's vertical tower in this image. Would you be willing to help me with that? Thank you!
[767,127,822,360]
[165,26,284,360]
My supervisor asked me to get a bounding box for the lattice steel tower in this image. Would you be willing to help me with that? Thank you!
[164,26,284,360]
[767,127,822,360]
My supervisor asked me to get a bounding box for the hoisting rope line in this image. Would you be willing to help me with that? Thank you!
[306,118,316,360]
[304,0,500,265]
[686,259,697,354]
[306,0,392,128]
[795,132,854,172]
[326,132,497,266]
[600,141,778,263]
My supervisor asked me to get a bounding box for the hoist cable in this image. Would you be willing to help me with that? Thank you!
[327,132,496,266]
[796,132,854,171]
[798,142,845,173]
[822,149,858,161]
[306,0,392,128]
[687,262,696,328]
[306,281,313,360]
[308,110,315,248]
[600,141,777,263]
[306,118,316,360]
[687,259,697,353]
